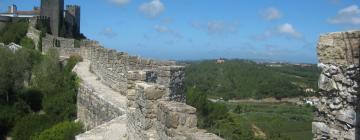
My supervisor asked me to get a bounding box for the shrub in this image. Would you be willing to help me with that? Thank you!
[20,37,35,50]
[31,121,83,140]
[20,88,43,112]
[0,21,28,44]
[11,115,55,140]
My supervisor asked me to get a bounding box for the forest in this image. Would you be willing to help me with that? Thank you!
[0,21,83,140]
[185,60,320,100]
[185,60,319,140]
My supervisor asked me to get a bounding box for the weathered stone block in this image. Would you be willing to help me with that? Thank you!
[144,85,166,100]
[312,122,330,134]
[317,30,360,66]
[335,107,356,126]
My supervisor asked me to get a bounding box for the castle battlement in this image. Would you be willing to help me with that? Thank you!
[35,16,50,20]
[66,5,80,9]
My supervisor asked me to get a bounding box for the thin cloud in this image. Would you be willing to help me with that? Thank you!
[139,0,165,18]
[328,5,360,25]
[99,28,118,38]
[192,20,239,35]
[260,7,282,21]
[254,23,302,40]
[154,25,182,38]
[110,0,131,6]
[278,23,302,38]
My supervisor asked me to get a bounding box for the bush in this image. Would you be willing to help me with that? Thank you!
[42,93,76,121]
[31,50,78,121]
[20,37,35,50]
[31,121,83,140]
[0,21,28,44]
[11,115,55,140]
[0,106,21,138]
[20,88,43,112]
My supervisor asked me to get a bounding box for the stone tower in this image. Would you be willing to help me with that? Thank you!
[65,5,80,37]
[313,31,360,139]
[40,0,64,36]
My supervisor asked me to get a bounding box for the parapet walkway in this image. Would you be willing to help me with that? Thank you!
[74,60,128,140]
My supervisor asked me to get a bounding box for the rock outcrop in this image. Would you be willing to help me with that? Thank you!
[313,30,360,139]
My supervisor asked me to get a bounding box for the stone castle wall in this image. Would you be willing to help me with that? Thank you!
[77,82,126,130]
[26,19,41,50]
[25,14,221,139]
[74,43,220,139]
[313,31,360,139]
[38,31,221,139]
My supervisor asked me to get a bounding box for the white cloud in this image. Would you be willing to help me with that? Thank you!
[278,23,302,38]
[154,25,171,33]
[154,25,182,38]
[339,5,360,14]
[254,23,302,40]
[99,28,118,38]
[192,20,239,35]
[139,0,165,18]
[110,0,131,6]
[328,5,360,25]
[261,7,282,21]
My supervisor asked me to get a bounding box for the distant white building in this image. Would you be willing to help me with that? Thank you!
[304,96,320,106]
[2,42,22,52]
[216,58,225,64]
[0,4,40,18]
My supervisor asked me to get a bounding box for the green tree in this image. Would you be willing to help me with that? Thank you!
[20,37,35,50]
[31,50,80,120]
[31,121,83,140]
[11,115,55,140]
[20,88,43,112]
[0,20,28,44]
[0,48,15,104]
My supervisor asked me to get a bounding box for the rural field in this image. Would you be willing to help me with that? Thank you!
[185,60,317,140]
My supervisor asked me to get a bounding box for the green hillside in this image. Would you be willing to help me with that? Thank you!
[185,60,320,100]
[184,60,318,139]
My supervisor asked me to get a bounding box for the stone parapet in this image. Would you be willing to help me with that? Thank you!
[156,101,222,140]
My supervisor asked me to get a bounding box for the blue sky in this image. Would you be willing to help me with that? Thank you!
[1,0,360,63]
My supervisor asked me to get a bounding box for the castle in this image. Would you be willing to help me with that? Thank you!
[2,0,360,139]
[0,0,80,38]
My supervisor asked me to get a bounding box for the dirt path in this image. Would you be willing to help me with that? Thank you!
[210,97,303,104]
[73,60,128,140]
[252,124,266,139]
[73,60,127,109]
